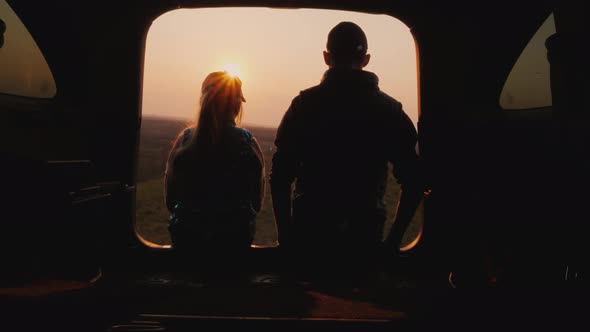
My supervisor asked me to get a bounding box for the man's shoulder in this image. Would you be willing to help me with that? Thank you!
[297,80,402,109]
[301,83,324,95]
[284,84,324,112]
[297,84,324,101]
[376,91,403,111]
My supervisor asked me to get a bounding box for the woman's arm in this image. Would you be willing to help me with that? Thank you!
[164,134,183,212]
[250,137,265,212]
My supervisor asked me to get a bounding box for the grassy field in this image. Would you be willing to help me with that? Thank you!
[136,115,423,247]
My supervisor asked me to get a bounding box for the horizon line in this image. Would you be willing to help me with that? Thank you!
[142,114,278,130]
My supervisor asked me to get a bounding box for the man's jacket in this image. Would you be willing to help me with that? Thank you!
[271,68,421,243]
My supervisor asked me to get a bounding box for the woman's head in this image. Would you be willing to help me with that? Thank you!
[179,71,246,157]
[198,71,246,127]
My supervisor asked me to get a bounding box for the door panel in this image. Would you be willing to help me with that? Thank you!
[552,2,589,284]
[0,1,104,283]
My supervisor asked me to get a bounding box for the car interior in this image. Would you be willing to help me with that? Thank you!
[0,0,588,331]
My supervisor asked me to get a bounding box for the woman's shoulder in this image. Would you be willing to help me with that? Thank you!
[226,126,254,143]
[224,127,263,162]
[179,127,196,146]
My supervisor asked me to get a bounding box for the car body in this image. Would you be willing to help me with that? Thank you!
[0,1,587,331]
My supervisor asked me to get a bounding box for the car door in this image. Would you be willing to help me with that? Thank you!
[551,2,589,284]
[0,0,116,283]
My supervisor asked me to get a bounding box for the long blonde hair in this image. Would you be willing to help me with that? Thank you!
[178,71,245,158]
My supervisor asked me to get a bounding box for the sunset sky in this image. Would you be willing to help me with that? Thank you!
[142,8,419,128]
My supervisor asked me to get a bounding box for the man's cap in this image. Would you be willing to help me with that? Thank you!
[326,22,368,56]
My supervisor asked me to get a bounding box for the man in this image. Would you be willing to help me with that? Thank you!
[271,22,423,275]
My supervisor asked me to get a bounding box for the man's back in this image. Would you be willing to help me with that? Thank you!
[271,22,422,271]
[272,68,420,246]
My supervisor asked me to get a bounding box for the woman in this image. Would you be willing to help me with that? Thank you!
[164,71,264,255]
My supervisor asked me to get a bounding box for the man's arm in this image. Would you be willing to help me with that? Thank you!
[383,105,425,252]
[270,96,302,248]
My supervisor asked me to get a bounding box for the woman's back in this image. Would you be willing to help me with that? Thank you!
[163,71,263,256]
[166,125,264,251]
[173,126,261,204]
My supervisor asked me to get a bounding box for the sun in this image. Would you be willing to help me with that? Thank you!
[223,63,243,78]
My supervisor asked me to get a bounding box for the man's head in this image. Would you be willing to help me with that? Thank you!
[324,22,370,69]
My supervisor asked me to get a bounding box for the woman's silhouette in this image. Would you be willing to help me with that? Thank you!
[164,71,264,257]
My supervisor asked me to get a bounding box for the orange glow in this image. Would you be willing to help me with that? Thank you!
[399,222,423,253]
[142,8,419,128]
[222,63,243,79]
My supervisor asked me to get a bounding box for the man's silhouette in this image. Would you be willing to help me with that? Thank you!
[271,22,423,277]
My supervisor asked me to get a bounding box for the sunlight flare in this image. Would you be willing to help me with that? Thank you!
[223,63,243,78]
